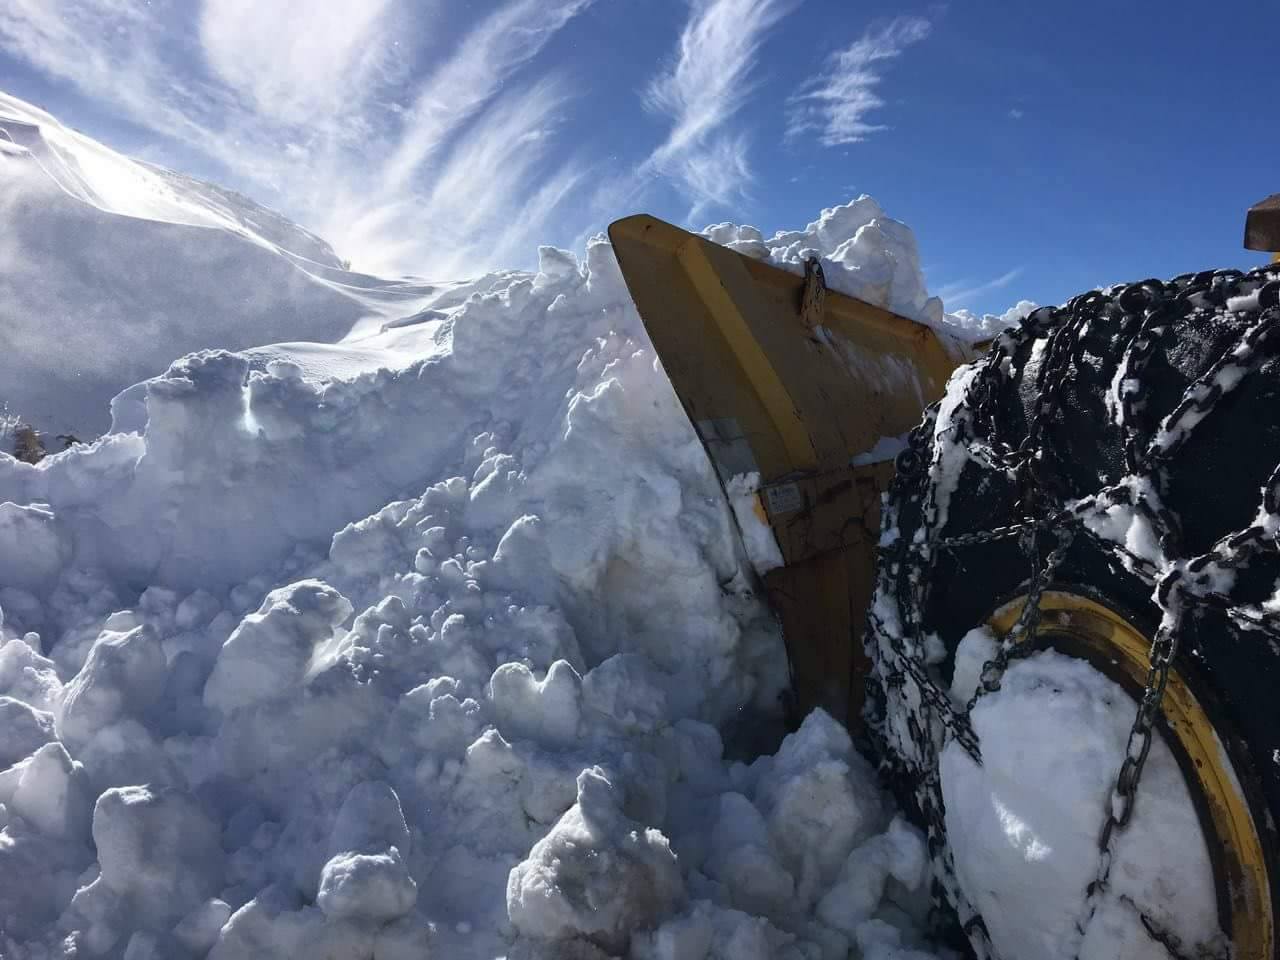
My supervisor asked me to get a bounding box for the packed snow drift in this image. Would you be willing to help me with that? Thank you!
[0,91,983,960]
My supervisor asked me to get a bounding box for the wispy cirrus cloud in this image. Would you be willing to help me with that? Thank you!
[347,77,586,278]
[936,267,1024,307]
[641,0,798,214]
[198,0,404,129]
[378,0,591,195]
[787,16,931,147]
[0,0,232,158]
[0,0,594,277]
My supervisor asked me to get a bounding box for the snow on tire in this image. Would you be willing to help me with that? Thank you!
[867,265,1280,959]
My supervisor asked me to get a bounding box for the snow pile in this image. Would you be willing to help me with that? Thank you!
[941,299,1039,342]
[703,198,1031,348]
[0,99,962,957]
[704,196,947,334]
[943,641,1222,959]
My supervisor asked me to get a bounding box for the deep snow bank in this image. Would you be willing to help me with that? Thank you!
[0,174,963,957]
[0,92,469,438]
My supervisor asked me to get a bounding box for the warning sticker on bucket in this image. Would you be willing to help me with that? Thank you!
[763,483,803,515]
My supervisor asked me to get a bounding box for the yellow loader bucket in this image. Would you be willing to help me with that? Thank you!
[608,214,973,727]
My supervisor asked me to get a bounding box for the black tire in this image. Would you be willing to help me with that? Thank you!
[866,265,1280,955]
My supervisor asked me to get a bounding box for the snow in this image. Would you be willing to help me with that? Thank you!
[1078,477,1166,570]
[924,362,987,534]
[702,197,1027,349]
[706,197,945,330]
[315,782,417,923]
[941,644,1222,959]
[724,474,785,576]
[0,93,485,438]
[0,92,984,960]
[943,299,1039,342]
[507,766,684,951]
[1,88,1217,960]
[850,434,910,467]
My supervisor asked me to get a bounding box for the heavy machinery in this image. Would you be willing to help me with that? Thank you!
[607,197,1280,959]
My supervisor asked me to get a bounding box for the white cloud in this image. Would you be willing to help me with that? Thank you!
[337,77,585,278]
[642,0,797,214]
[673,133,753,210]
[0,0,594,277]
[787,16,930,147]
[936,267,1025,307]
[1009,107,1024,120]
[380,0,592,194]
[198,0,403,128]
[0,0,228,155]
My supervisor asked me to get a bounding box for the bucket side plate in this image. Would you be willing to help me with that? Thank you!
[608,213,969,724]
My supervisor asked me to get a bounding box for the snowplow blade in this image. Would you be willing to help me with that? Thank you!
[608,214,972,727]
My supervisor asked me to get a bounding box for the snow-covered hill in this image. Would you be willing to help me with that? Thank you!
[0,93,488,438]
[0,92,991,960]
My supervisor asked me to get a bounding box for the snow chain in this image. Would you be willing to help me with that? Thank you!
[867,265,1280,958]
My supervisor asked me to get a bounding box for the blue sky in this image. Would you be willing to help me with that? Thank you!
[1,0,1276,316]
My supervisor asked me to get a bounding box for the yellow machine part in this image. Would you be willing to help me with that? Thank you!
[990,591,1274,957]
[608,214,971,726]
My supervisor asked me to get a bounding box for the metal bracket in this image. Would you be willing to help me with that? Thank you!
[800,256,827,331]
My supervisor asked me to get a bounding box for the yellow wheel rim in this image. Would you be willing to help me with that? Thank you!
[988,591,1274,958]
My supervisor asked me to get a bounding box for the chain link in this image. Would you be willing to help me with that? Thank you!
[1082,566,1186,948]
[966,525,1076,712]
[1146,307,1280,464]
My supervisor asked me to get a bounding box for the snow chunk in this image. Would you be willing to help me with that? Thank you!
[632,899,806,960]
[725,473,784,576]
[0,502,66,590]
[317,780,418,922]
[816,816,927,935]
[1081,498,1163,567]
[380,679,485,767]
[318,848,417,922]
[942,300,1039,343]
[9,742,93,840]
[850,433,910,467]
[90,785,226,920]
[173,898,235,954]
[0,695,56,766]
[328,780,412,857]
[490,659,582,747]
[949,625,999,704]
[581,652,670,734]
[855,918,942,960]
[754,710,885,898]
[0,636,62,713]
[203,579,353,715]
[209,889,374,960]
[507,767,683,952]
[704,792,794,916]
[766,198,948,336]
[79,719,181,794]
[59,623,166,750]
